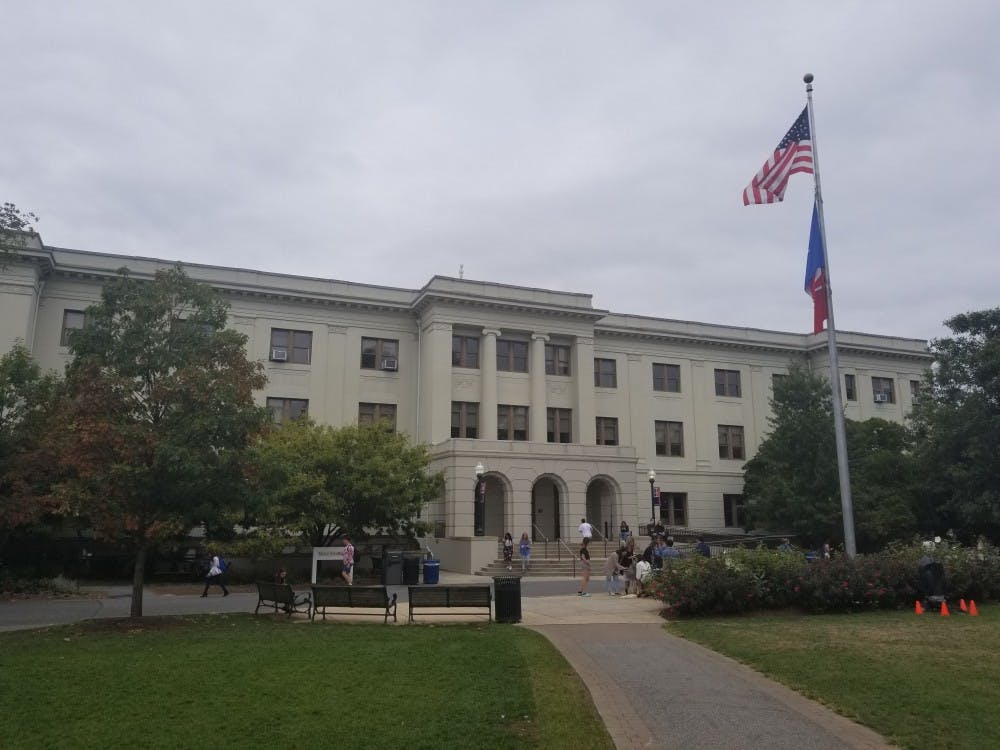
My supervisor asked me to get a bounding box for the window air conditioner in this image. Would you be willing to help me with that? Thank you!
[381,357,398,371]
[270,348,288,362]
[874,393,889,403]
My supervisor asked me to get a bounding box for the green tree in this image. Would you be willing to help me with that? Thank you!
[33,266,269,615]
[246,419,445,551]
[910,308,1000,540]
[0,344,63,550]
[0,202,39,264]
[744,365,918,550]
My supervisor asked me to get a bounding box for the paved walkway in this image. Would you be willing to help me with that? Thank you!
[0,576,894,749]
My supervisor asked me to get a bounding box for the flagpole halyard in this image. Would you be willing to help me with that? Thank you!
[804,73,858,559]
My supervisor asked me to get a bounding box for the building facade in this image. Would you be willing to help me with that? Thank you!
[2,241,932,572]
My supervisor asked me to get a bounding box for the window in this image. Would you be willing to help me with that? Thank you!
[60,310,86,346]
[496,339,528,372]
[910,380,922,402]
[655,421,684,457]
[596,417,619,446]
[452,335,479,368]
[723,494,747,528]
[545,344,571,376]
[497,405,528,441]
[718,425,745,460]
[451,402,478,439]
[872,377,895,404]
[844,373,857,401]
[360,337,399,369]
[652,363,681,393]
[659,493,687,526]
[594,358,617,388]
[772,373,787,391]
[270,328,313,364]
[358,403,397,431]
[547,408,572,443]
[266,397,308,424]
[714,369,742,397]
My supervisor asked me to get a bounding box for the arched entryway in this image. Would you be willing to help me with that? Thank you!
[482,473,508,538]
[585,476,619,541]
[530,475,563,541]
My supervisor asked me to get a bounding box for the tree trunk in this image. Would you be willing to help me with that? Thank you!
[130,543,147,617]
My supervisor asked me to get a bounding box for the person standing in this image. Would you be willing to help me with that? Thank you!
[578,518,594,542]
[604,549,625,595]
[519,532,531,572]
[341,536,355,585]
[502,532,514,571]
[577,539,591,596]
[695,538,711,557]
[619,520,630,543]
[201,552,229,597]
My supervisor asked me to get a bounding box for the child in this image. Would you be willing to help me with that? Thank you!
[503,532,514,571]
[519,532,531,572]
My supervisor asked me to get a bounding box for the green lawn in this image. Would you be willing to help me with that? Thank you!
[0,615,613,750]
[668,605,999,750]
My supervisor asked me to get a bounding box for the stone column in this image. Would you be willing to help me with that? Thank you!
[530,333,549,441]
[573,335,596,444]
[480,328,501,440]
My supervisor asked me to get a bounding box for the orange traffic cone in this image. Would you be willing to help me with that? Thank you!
[960,598,968,612]
[940,601,950,617]
[915,600,924,615]
[969,600,979,617]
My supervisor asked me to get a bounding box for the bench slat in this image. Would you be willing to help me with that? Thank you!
[408,585,492,623]
[311,585,397,624]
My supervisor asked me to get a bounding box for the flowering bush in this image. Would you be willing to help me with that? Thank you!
[644,540,998,616]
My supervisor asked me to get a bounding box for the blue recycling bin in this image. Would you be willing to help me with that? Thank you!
[423,559,440,585]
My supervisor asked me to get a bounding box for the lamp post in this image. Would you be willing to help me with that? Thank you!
[474,462,486,537]
[647,468,657,521]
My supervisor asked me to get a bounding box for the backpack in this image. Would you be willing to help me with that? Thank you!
[218,557,229,573]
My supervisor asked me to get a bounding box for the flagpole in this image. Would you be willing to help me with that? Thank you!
[804,73,857,558]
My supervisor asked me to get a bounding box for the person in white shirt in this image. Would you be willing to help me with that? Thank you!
[578,518,594,541]
[200,552,229,597]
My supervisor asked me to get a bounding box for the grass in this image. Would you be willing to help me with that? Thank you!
[668,604,999,750]
[0,615,613,750]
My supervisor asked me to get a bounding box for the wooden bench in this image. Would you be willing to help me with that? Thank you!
[254,581,312,618]
[407,584,492,623]
[311,585,397,624]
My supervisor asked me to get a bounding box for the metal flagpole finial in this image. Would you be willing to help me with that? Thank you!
[804,73,814,91]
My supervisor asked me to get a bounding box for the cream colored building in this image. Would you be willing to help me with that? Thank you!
[2,241,932,572]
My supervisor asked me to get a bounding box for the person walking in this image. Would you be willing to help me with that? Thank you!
[578,518,594,542]
[519,532,531,572]
[341,536,355,585]
[695,537,711,557]
[502,532,514,570]
[577,539,592,596]
[201,552,229,597]
[619,520,630,543]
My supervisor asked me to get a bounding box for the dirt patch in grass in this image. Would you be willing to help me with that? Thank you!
[70,616,197,634]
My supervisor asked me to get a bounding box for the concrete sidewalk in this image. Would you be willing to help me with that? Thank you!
[0,578,894,749]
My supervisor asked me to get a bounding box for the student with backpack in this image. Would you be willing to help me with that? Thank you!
[201,551,229,597]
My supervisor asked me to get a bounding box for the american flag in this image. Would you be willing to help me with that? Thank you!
[742,108,813,205]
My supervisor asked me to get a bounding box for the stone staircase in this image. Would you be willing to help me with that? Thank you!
[475,537,632,577]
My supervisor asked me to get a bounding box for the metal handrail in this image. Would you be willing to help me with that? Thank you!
[531,524,552,560]
[589,528,609,557]
[555,537,577,576]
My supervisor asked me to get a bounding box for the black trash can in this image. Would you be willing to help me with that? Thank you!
[493,576,522,623]
[382,550,403,585]
[402,552,422,586]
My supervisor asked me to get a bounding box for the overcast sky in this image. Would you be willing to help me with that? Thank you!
[3,2,997,341]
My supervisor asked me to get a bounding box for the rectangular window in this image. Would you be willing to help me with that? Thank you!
[594,358,618,388]
[771,373,787,391]
[358,402,397,431]
[659,493,687,526]
[718,425,745,460]
[497,404,529,441]
[655,420,684,457]
[714,369,742,397]
[451,402,479,439]
[266,397,309,424]
[652,363,681,393]
[452,335,479,368]
[60,309,87,346]
[270,328,313,364]
[545,344,571,376]
[844,373,857,401]
[910,379,921,402]
[872,377,895,404]
[360,337,399,370]
[496,339,528,372]
[546,408,572,443]
[723,493,747,528]
[595,417,619,446]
